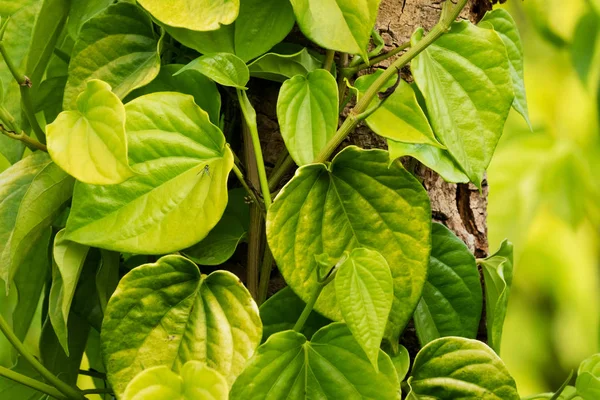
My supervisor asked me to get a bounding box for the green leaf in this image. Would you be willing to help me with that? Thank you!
[0,0,37,17]
[0,358,45,400]
[390,345,410,383]
[248,47,322,82]
[411,21,514,188]
[48,80,134,184]
[354,70,442,147]
[266,146,431,349]
[101,255,262,398]
[259,286,331,341]
[63,2,162,110]
[289,0,381,59]
[230,323,400,399]
[571,11,599,85]
[480,240,514,354]
[276,69,339,165]
[555,386,583,400]
[413,223,482,346]
[34,75,68,123]
[163,24,235,57]
[176,53,249,89]
[0,279,18,367]
[577,354,600,399]
[125,64,221,125]
[408,336,519,399]
[65,92,233,254]
[183,188,249,265]
[137,0,239,31]
[480,9,530,128]
[96,250,120,314]
[122,361,229,400]
[335,248,393,370]
[48,229,90,355]
[67,0,112,39]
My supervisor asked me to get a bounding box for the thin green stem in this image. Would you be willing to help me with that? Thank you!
[53,47,70,64]
[293,283,326,332]
[337,53,349,109]
[78,369,106,380]
[0,125,47,152]
[232,163,264,213]
[268,154,295,191]
[343,41,411,76]
[20,86,46,144]
[0,314,85,400]
[0,41,26,86]
[257,246,274,305]
[323,50,335,72]
[81,388,114,395]
[0,365,68,400]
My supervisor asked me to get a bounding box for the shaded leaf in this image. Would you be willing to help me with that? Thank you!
[177,52,249,89]
[34,75,68,123]
[96,250,120,314]
[248,47,322,82]
[390,345,410,383]
[577,354,600,400]
[67,0,113,39]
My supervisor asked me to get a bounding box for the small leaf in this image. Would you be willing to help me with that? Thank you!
[48,80,135,184]
[390,345,410,383]
[96,250,120,314]
[571,11,599,85]
[34,75,68,123]
[101,255,262,398]
[67,0,112,39]
[230,323,400,399]
[123,361,228,400]
[176,52,249,89]
[335,248,393,370]
[480,240,514,354]
[408,336,519,399]
[64,2,162,109]
[163,23,235,56]
[354,70,443,147]
[413,223,482,346]
[577,354,600,399]
[137,0,239,31]
[248,47,322,82]
[277,69,339,165]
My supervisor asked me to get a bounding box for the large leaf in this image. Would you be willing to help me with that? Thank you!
[48,229,90,355]
[480,9,530,127]
[101,255,262,398]
[411,21,514,188]
[289,0,381,59]
[480,240,514,354]
[266,146,431,348]
[125,64,221,125]
[408,336,519,399]
[335,248,393,370]
[177,53,249,89]
[48,80,134,184]
[259,286,331,341]
[413,223,482,346]
[248,47,322,82]
[577,354,600,399]
[276,69,338,165]
[137,0,239,31]
[122,362,229,400]
[229,323,400,399]
[183,188,249,266]
[65,92,233,254]
[354,70,442,147]
[63,2,162,110]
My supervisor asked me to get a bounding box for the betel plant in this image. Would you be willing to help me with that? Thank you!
[0,0,595,399]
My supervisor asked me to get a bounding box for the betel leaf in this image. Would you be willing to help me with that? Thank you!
[176,53,249,89]
[49,229,90,355]
[408,336,519,399]
[480,239,514,354]
[388,140,469,183]
[335,248,393,370]
[101,255,262,398]
[34,75,68,123]
[63,2,162,110]
[354,70,442,147]
[576,354,600,399]
[65,92,233,254]
[229,323,400,399]
[289,0,381,59]
[164,23,236,56]
[411,21,514,188]
[413,223,482,346]
[480,9,530,128]
[138,0,239,32]
[67,0,113,39]
[259,286,331,341]
[390,345,410,383]
[123,362,229,400]
[276,69,338,165]
[183,188,249,266]
[248,47,322,82]
[48,80,135,185]
[125,64,221,125]
[266,146,431,348]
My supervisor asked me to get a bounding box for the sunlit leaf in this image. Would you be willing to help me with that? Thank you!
[138,0,239,31]
[248,47,322,82]
[177,52,249,89]
[390,345,410,383]
[577,354,600,399]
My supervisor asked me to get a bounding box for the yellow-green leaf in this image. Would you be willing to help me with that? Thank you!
[137,0,239,32]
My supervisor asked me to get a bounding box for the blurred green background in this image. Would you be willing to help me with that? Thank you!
[490,0,600,395]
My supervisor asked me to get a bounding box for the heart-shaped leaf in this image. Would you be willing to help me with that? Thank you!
[411,21,514,188]
[277,69,338,165]
[248,47,322,82]
[122,361,228,400]
[65,92,233,254]
[266,146,431,348]
[229,323,400,399]
[408,336,519,399]
[335,248,393,370]
[48,80,134,184]
[577,354,600,399]
[64,2,162,110]
[177,53,249,89]
[101,255,262,398]
[138,0,239,31]
[413,223,482,346]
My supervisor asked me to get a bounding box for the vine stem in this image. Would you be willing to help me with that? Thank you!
[323,50,335,72]
[268,154,294,191]
[342,41,411,76]
[0,314,86,400]
[232,163,264,214]
[0,126,47,152]
[0,365,68,399]
[257,247,274,305]
[293,283,326,332]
